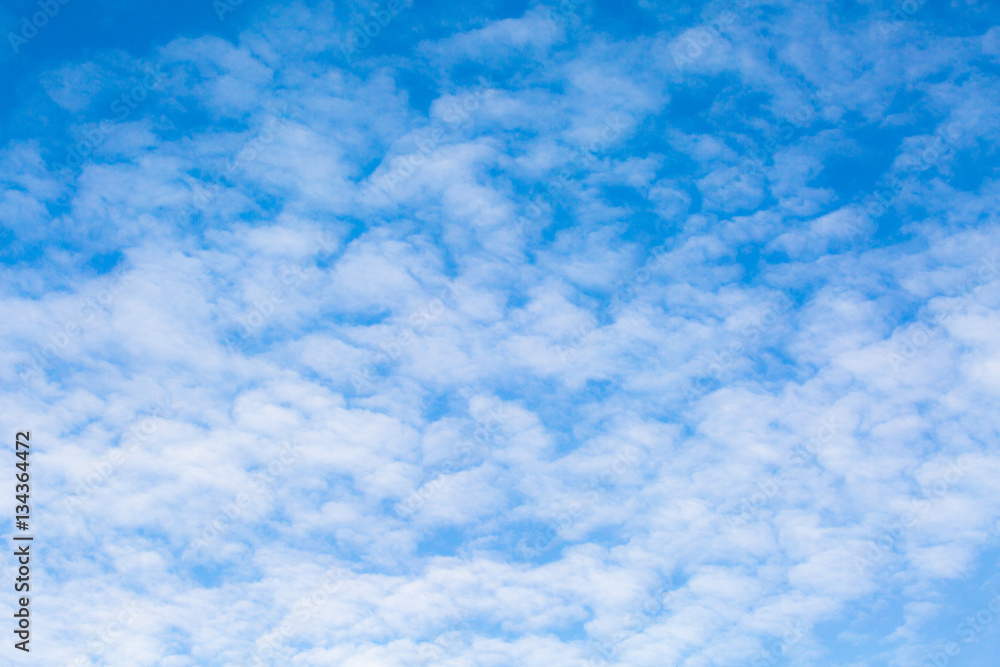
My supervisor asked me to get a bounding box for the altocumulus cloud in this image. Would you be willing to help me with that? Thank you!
[2,0,1000,665]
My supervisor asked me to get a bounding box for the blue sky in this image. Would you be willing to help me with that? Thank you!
[2,0,1000,665]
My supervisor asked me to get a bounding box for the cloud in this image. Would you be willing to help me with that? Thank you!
[4,0,1000,665]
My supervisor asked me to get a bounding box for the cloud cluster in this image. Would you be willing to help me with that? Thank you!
[2,0,1000,665]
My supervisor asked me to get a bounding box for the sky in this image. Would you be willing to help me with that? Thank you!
[1,0,1000,665]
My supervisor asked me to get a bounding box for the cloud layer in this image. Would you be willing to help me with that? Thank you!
[2,0,1000,665]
